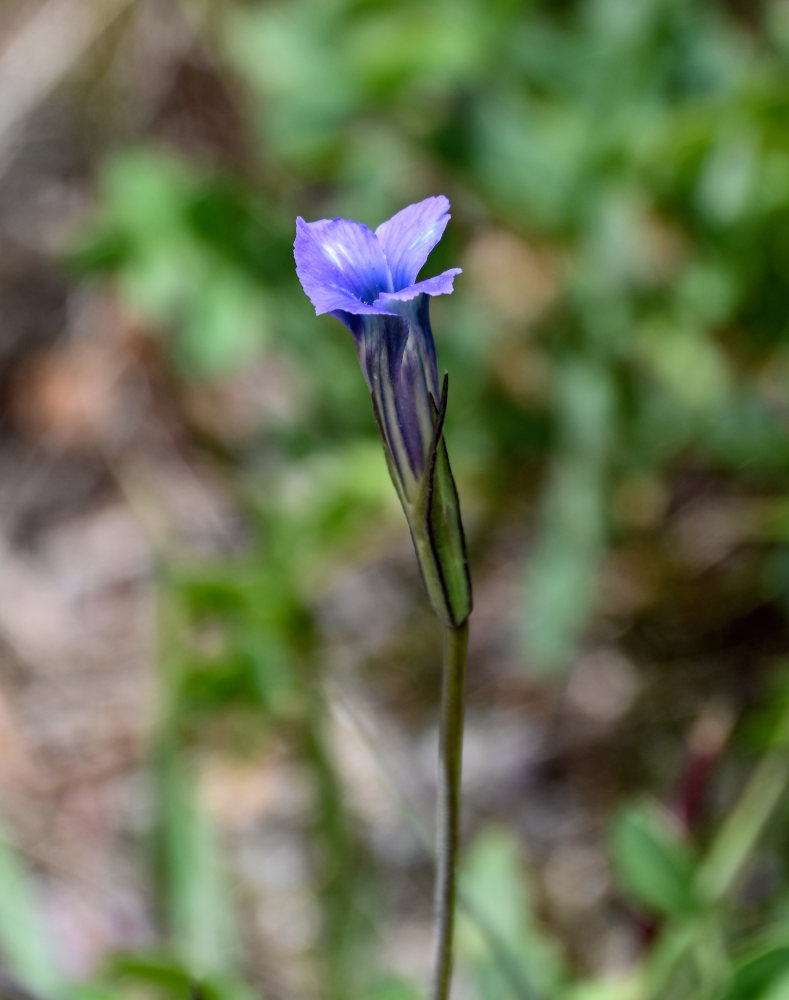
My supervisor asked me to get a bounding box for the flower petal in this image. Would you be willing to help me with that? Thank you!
[375,196,452,289]
[294,216,393,314]
[302,287,394,318]
[374,268,462,306]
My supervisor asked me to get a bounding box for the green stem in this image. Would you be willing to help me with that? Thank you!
[327,677,540,1000]
[430,620,469,1000]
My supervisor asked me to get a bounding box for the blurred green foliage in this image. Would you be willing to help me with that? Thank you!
[610,803,699,920]
[73,0,789,670]
[3,0,789,998]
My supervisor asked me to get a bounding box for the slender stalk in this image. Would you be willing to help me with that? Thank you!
[327,677,540,1000]
[430,619,469,1000]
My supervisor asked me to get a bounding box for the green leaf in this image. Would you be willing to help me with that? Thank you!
[561,975,640,1000]
[0,816,60,993]
[177,268,267,376]
[521,360,613,672]
[610,803,699,918]
[458,828,565,998]
[365,977,421,1000]
[107,953,260,1000]
[719,943,789,1000]
[153,741,239,979]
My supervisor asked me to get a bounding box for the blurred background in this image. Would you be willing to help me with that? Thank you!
[2,0,789,998]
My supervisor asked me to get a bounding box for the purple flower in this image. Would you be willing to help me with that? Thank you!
[294,196,470,627]
[294,195,461,318]
[295,197,460,481]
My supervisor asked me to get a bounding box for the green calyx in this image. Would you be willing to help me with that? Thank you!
[373,373,472,628]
